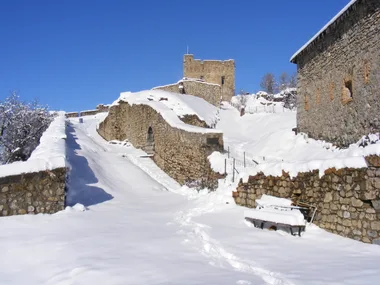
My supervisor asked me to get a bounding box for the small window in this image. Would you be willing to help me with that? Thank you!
[221,76,225,85]
[364,60,370,84]
[207,137,220,145]
[342,79,353,104]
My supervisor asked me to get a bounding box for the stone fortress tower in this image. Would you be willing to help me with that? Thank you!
[183,54,235,102]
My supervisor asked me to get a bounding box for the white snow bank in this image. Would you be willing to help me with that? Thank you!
[0,112,67,178]
[208,152,226,174]
[112,90,221,134]
[256,194,293,208]
[240,156,368,183]
[63,203,87,212]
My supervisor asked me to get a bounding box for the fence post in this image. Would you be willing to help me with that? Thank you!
[224,158,227,175]
[244,152,246,168]
[228,146,230,158]
[232,158,235,182]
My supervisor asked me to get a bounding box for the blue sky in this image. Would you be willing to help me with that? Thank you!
[0,0,350,112]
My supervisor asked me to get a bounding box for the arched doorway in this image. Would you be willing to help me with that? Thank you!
[145,126,155,155]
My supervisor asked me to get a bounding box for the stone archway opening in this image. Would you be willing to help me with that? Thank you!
[145,126,155,155]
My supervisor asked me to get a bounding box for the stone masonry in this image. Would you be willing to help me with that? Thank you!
[291,0,380,147]
[184,54,235,102]
[0,167,66,216]
[234,155,380,244]
[154,79,222,107]
[97,102,224,187]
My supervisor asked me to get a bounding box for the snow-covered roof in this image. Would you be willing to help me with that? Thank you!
[112,90,221,134]
[290,0,358,63]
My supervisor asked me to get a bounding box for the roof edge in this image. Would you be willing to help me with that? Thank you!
[290,0,358,63]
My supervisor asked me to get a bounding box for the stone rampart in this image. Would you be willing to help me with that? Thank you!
[234,155,380,244]
[98,102,224,186]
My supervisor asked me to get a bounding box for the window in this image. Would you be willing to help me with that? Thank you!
[342,78,353,104]
[221,76,225,85]
[364,60,370,84]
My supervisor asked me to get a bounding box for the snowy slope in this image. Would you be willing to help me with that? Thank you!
[1,114,380,284]
[217,103,380,178]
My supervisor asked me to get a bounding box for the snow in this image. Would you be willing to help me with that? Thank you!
[290,0,358,62]
[153,77,221,90]
[213,103,380,180]
[0,112,66,178]
[244,208,306,226]
[256,194,293,208]
[244,195,306,226]
[230,90,294,114]
[112,89,221,134]
[1,114,380,284]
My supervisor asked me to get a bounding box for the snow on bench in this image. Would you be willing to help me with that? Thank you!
[244,195,307,236]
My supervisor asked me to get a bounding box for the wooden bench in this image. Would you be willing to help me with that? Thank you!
[245,217,306,236]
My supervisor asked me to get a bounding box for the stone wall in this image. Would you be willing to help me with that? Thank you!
[180,114,208,128]
[98,102,224,186]
[184,54,235,102]
[66,112,79,118]
[154,80,222,107]
[293,0,380,147]
[0,167,66,216]
[234,156,380,244]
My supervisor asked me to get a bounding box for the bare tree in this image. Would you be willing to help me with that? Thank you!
[289,72,297,88]
[279,72,289,91]
[260,73,277,94]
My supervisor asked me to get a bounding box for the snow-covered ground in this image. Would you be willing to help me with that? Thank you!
[217,103,380,178]
[1,113,380,284]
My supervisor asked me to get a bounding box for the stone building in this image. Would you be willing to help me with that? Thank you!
[291,0,380,147]
[154,54,235,106]
[98,90,224,187]
[184,54,235,102]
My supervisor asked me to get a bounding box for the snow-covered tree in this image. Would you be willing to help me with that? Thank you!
[0,92,53,164]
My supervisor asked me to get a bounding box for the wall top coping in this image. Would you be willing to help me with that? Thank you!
[184,54,235,63]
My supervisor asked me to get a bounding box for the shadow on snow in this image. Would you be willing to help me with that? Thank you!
[65,123,113,207]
